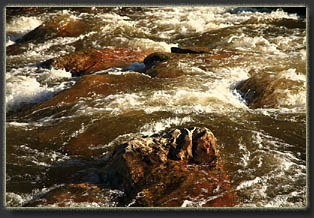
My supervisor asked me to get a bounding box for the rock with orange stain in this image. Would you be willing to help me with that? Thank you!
[23,184,123,207]
[7,73,156,122]
[40,48,153,76]
[102,127,237,207]
[6,73,162,157]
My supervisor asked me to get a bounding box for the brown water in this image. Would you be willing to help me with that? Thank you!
[5,7,307,208]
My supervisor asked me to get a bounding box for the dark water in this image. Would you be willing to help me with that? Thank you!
[5,7,307,207]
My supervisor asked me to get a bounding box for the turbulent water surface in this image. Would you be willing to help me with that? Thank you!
[5,7,307,208]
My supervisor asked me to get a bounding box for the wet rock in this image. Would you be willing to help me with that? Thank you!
[143,49,232,78]
[267,18,306,29]
[236,70,305,108]
[6,14,93,56]
[171,47,212,54]
[6,74,163,158]
[102,127,236,207]
[7,73,158,123]
[24,184,122,207]
[143,52,170,69]
[16,14,90,44]
[40,48,152,76]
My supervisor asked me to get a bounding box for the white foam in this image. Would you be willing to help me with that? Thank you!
[139,116,193,136]
[279,68,306,82]
[6,16,43,33]
[6,184,65,207]
[236,177,262,190]
[227,34,283,55]
[72,66,250,116]
[119,37,178,52]
[6,75,54,112]
[6,68,72,113]
[38,67,72,81]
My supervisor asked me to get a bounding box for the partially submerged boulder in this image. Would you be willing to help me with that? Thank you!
[102,127,236,207]
[235,70,305,108]
[22,127,236,207]
[142,48,233,78]
[16,14,90,44]
[40,48,153,76]
[7,73,159,123]
[6,14,92,56]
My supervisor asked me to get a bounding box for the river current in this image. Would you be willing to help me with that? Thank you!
[5,7,307,208]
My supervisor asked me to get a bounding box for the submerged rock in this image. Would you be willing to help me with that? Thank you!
[40,48,152,76]
[102,127,236,207]
[24,184,122,207]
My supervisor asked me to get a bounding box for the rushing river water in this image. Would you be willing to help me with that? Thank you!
[5,7,307,208]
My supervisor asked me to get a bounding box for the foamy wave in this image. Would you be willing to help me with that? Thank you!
[126,38,178,52]
[139,116,194,136]
[6,16,43,33]
[6,68,72,113]
[279,68,306,82]
[6,184,65,207]
[227,34,283,54]
[6,75,55,112]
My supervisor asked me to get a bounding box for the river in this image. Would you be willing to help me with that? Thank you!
[5,6,307,208]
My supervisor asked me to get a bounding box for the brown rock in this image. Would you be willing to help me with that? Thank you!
[126,160,236,207]
[143,49,233,78]
[102,127,236,207]
[6,73,162,158]
[8,73,157,122]
[17,14,90,44]
[41,48,153,76]
[6,14,92,56]
[236,70,304,108]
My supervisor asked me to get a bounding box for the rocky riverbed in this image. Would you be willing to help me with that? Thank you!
[5,6,307,208]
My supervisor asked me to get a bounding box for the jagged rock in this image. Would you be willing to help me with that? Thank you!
[102,127,236,207]
[40,48,153,76]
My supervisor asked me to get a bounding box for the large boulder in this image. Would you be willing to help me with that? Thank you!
[102,127,236,207]
[40,48,153,76]
[7,73,159,122]
[22,127,236,207]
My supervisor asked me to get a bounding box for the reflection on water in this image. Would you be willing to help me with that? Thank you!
[5,6,306,208]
